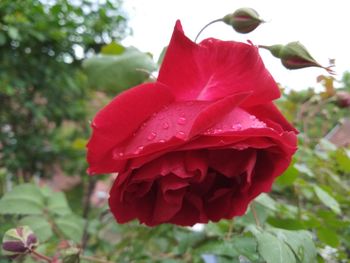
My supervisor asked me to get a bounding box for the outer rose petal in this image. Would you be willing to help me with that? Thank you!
[112,92,250,163]
[158,20,280,105]
[87,82,174,174]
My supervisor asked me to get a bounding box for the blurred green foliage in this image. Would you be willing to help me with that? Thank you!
[1,1,350,262]
[0,0,128,180]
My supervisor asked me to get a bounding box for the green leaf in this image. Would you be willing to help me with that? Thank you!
[271,229,317,263]
[83,47,156,93]
[294,163,314,177]
[255,231,296,263]
[8,26,19,40]
[276,164,299,186]
[255,193,277,211]
[55,214,84,243]
[47,192,72,216]
[267,217,306,230]
[317,227,340,247]
[0,32,6,46]
[101,42,125,55]
[313,185,341,214]
[19,216,53,242]
[335,149,350,173]
[0,184,45,215]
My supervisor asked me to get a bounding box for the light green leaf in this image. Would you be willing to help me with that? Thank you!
[83,47,156,93]
[313,185,341,214]
[101,42,125,55]
[271,229,317,263]
[47,192,72,216]
[255,231,296,263]
[0,184,44,215]
[55,214,84,243]
[255,193,277,211]
[294,163,314,177]
[335,149,350,173]
[19,216,53,242]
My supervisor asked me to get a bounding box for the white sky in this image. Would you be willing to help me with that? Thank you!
[122,0,350,91]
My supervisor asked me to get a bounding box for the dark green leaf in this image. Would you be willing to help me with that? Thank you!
[317,227,340,247]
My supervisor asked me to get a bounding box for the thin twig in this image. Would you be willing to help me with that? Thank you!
[80,255,114,263]
[194,18,223,43]
[81,176,97,249]
[251,202,261,228]
[30,249,52,263]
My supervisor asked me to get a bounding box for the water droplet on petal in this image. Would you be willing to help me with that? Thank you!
[91,121,97,128]
[147,132,157,141]
[214,128,223,133]
[249,115,256,121]
[134,146,144,154]
[177,117,186,125]
[232,123,242,131]
[177,131,186,138]
[158,139,165,143]
[162,122,169,129]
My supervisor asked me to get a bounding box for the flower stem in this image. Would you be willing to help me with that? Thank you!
[194,18,223,43]
[30,249,53,263]
[251,202,261,228]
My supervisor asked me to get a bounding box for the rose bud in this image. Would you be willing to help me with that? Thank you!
[87,20,297,227]
[336,91,350,108]
[259,42,334,74]
[223,8,264,34]
[2,226,38,259]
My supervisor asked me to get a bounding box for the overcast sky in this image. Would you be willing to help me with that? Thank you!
[121,0,350,91]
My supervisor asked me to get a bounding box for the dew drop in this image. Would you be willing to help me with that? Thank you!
[158,139,166,143]
[177,131,185,138]
[147,132,157,141]
[91,121,97,128]
[113,151,124,159]
[249,115,256,121]
[232,123,242,131]
[162,122,169,129]
[177,117,186,125]
[134,145,144,154]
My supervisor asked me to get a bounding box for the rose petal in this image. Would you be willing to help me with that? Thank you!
[158,20,280,105]
[113,92,250,162]
[246,102,298,133]
[87,82,174,174]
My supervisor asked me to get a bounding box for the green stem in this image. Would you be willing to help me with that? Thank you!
[194,18,223,43]
[251,202,261,228]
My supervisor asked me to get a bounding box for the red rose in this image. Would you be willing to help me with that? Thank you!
[87,21,297,226]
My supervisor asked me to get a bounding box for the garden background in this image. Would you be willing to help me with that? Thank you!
[0,1,349,262]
